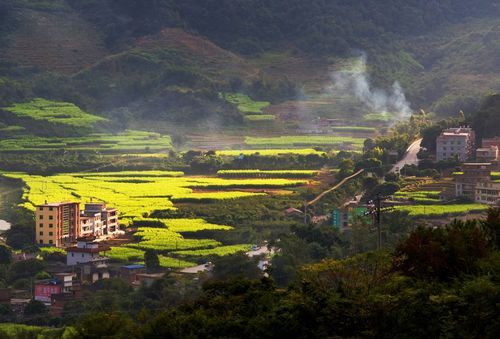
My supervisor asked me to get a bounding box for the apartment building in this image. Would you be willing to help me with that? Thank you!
[436,127,475,162]
[36,202,80,247]
[36,201,119,247]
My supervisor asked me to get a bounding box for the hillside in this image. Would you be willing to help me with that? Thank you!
[0,0,499,129]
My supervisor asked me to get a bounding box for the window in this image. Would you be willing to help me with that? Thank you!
[39,240,43,244]
[39,223,43,227]
[82,254,84,258]
[39,215,43,220]
[48,240,53,244]
[49,207,53,211]
[49,223,53,228]
[49,232,53,236]
[443,147,447,150]
[39,231,43,236]
[49,216,53,220]
[71,253,74,257]
[39,207,43,211]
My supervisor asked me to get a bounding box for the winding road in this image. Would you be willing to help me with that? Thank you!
[390,138,422,174]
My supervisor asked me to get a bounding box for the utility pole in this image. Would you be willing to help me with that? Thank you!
[375,194,382,250]
[367,194,389,250]
[303,200,308,225]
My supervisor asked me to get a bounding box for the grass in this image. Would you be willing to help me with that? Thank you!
[394,203,488,216]
[0,323,72,338]
[106,246,195,268]
[0,130,172,153]
[216,149,327,156]
[221,93,270,113]
[491,172,500,181]
[245,136,365,148]
[174,244,252,257]
[363,112,394,122]
[394,190,441,204]
[132,227,221,251]
[330,126,376,133]
[3,98,106,127]
[245,114,276,121]
[134,218,233,232]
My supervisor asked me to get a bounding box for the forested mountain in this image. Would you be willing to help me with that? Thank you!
[0,0,499,126]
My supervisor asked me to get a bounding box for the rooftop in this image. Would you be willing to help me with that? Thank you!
[38,201,79,207]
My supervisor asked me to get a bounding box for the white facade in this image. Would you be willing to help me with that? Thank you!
[81,203,119,238]
[66,239,109,266]
[476,146,498,162]
[475,181,500,205]
[436,128,474,162]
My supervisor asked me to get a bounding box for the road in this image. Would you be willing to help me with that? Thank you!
[390,138,422,174]
[180,245,273,274]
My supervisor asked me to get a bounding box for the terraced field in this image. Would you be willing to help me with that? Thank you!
[3,98,106,127]
[216,149,327,156]
[2,170,309,267]
[394,204,488,216]
[3,171,306,218]
[217,169,319,178]
[0,130,172,153]
[222,93,270,114]
[245,135,365,149]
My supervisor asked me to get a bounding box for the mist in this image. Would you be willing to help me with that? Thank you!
[328,54,412,120]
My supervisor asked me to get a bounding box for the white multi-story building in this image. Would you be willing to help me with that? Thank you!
[475,181,500,205]
[82,203,119,238]
[436,127,475,162]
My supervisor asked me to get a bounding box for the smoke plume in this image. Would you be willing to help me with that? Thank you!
[328,54,412,120]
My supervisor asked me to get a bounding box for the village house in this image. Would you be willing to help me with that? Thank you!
[436,127,475,162]
[476,146,498,162]
[454,163,492,200]
[475,181,500,205]
[34,273,78,306]
[66,237,110,283]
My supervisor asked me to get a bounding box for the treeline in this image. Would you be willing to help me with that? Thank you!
[32,209,500,338]
[66,0,500,55]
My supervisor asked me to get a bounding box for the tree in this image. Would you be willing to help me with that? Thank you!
[212,253,261,280]
[144,250,160,273]
[23,300,49,325]
[0,244,12,265]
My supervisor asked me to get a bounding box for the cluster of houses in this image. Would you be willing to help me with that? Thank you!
[9,200,165,315]
[434,127,500,205]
